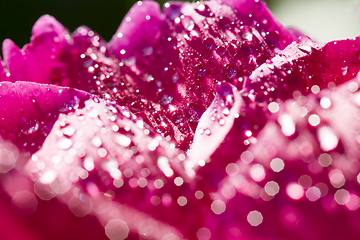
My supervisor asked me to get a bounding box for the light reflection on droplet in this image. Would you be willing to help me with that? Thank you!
[154,179,164,189]
[270,158,284,172]
[110,169,122,179]
[92,136,102,147]
[286,183,304,200]
[136,178,147,188]
[334,189,350,205]
[84,157,95,171]
[311,85,320,94]
[98,148,107,158]
[177,196,187,206]
[39,170,57,184]
[306,187,321,201]
[162,193,172,206]
[329,170,345,188]
[114,134,131,147]
[174,177,184,186]
[317,126,339,152]
[211,200,226,215]
[320,97,332,109]
[250,164,265,182]
[226,163,239,176]
[308,114,320,126]
[247,210,263,226]
[105,219,129,240]
[317,153,332,167]
[196,228,211,240]
[157,156,174,177]
[195,190,204,199]
[298,175,312,189]
[264,181,280,196]
[241,151,254,164]
[150,196,161,206]
[0,146,17,173]
[113,179,124,188]
[221,184,236,200]
[346,194,360,210]
[58,138,73,150]
[348,81,359,92]
[353,92,360,106]
[278,114,296,136]
[268,102,279,113]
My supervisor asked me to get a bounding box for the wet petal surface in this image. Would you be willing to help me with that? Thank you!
[0,81,89,153]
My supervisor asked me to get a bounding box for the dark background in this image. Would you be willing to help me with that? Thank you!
[0,0,274,50]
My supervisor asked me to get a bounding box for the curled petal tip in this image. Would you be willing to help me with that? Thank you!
[32,15,67,38]
[109,0,162,58]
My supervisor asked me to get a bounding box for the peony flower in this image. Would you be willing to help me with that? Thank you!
[1,0,360,239]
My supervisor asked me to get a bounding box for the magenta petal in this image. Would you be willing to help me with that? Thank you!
[245,36,360,102]
[218,0,297,49]
[109,1,163,61]
[107,0,293,149]
[2,39,23,82]
[0,81,90,152]
[2,15,67,84]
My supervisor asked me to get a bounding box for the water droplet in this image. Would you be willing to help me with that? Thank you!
[241,31,253,41]
[223,65,237,79]
[186,104,205,123]
[264,31,279,47]
[19,117,39,135]
[183,17,195,31]
[59,95,80,113]
[142,46,153,56]
[203,37,215,50]
[159,94,173,105]
[172,72,179,83]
